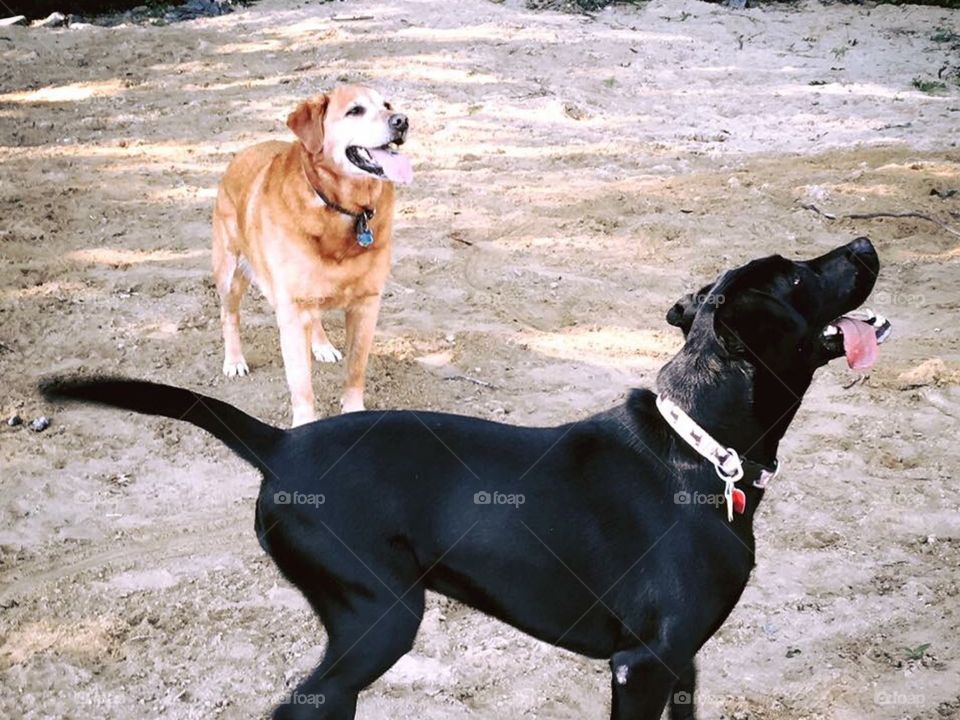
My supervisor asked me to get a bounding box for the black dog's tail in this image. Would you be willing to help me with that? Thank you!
[40,377,283,472]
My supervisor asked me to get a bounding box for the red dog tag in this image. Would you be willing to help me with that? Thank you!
[732,488,746,515]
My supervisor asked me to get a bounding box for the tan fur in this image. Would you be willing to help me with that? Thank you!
[212,86,402,426]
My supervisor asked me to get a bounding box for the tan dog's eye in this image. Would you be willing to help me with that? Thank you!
[346,106,365,117]
[383,102,393,111]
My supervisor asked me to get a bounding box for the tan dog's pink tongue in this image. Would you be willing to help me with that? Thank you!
[836,317,878,370]
[369,149,413,184]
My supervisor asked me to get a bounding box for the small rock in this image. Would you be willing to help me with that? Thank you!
[786,646,802,658]
[7,415,22,427]
[0,15,27,27]
[33,12,67,28]
[29,416,51,432]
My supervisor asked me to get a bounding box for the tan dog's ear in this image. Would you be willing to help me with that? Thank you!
[286,95,328,154]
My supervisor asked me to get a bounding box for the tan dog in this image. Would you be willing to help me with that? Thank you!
[211,86,411,426]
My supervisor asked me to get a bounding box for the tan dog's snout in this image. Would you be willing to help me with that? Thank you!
[388,113,409,143]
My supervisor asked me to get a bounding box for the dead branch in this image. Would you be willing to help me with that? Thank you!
[844,211,960,239]
[799,203,837,220]
[443,375,498,390]
[800,205,960,238]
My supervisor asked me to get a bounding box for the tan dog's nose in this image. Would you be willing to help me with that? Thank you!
[389,114,409,135]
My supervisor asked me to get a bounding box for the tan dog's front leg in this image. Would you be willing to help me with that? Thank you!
[276,302,316,427]
[341,295,382,413]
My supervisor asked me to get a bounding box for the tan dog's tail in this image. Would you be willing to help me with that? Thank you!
[40,377,283,472]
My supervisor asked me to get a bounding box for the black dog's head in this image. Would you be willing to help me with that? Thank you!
[666,237,891,372]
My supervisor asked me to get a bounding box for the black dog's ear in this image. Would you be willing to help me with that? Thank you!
[667,282,714,334]
[714,289,806,358]
[666,294,694,328]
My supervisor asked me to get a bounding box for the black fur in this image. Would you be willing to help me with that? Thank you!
[41,238,883,720]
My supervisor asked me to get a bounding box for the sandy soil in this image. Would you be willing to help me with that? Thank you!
[1,0,959,718]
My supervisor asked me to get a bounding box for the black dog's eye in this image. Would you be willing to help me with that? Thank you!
[346,106,365,117]
[791,276,802,286]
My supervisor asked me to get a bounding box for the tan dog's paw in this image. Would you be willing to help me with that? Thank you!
[312,342,343,363]
[223,359,250,378]
[340,391,365,414]
[291,406,317,427]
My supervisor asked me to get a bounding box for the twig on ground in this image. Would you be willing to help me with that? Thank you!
[444,375,498,390]
[332,15,375,22]
[844,211,960,238]
[800,205,960,238]
[799,203,837,220]
[843,375,868,390]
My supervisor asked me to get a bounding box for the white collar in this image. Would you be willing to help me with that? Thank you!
[655,394,780,521]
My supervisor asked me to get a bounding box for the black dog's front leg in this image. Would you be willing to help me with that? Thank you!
[668,661,697,720]
[609,647,680,720]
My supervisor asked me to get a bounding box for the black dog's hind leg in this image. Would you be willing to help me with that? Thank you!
[273,585,425,720]
[668,661,697,720]
[609,645,685,720]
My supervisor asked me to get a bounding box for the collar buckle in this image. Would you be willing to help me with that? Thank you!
[715,447,744,483]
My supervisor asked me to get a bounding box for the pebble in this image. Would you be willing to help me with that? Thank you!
[29,416,51,432]
[7,415,22,427]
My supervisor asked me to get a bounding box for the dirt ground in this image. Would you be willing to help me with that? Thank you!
[1,0,959,717]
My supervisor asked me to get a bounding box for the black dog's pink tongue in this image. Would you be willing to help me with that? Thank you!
[368,148,413,184]
[836,317,878,370]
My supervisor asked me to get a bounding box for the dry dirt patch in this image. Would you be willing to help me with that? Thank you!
[1,0,959,718]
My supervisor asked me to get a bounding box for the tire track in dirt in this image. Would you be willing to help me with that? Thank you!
[1,512,248,603]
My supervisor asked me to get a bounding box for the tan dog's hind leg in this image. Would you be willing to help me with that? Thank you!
[341,295,382,413]
[213,203,251,378]
[277,301,317,427]
[311,317,343,364]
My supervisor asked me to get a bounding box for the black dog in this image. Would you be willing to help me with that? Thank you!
[41,237,890,720]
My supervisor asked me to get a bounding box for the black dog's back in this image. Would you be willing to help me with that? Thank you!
[41,378,689,660]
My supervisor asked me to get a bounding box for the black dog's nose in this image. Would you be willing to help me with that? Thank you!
[848,236,874,256]
[389,114,409,133]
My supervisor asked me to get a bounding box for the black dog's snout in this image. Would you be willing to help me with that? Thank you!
[389,114,409,133]
[844,236,879,279]
[847,236,875,258]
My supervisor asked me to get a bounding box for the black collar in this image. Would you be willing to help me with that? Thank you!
[301,157,377,248]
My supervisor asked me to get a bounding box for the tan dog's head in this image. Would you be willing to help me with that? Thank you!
[287,85,412,184]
